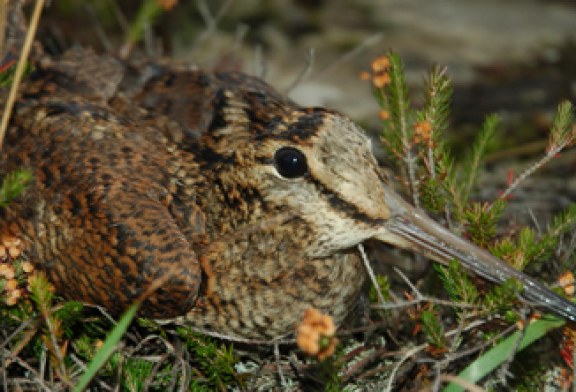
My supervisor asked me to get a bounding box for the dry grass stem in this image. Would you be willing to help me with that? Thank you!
[498,143,572,202]
[314,32,383,80]
[284,47,316,94]
[0,0,44,150]
[358,243,387,306]
[0,0,8,57]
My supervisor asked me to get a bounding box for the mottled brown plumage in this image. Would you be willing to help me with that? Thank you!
[1,47,575,341]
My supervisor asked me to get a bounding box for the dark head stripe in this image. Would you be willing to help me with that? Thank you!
[256,108,341,143]
[307,173,386,226]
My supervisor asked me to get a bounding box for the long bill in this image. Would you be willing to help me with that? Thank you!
[376,187,576,322]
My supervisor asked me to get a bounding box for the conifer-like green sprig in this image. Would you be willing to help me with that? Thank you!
[434,260,479,307]
[0,169,32,207]
[417,65,452,177]
[459,115,499,206]
[421,307,447,348]
[463,199,506,248]
[378,53,421,206]
[548,100,575,151]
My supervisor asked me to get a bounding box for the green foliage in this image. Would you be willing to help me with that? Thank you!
[463,199,506,248]
[28,272,55,313]
[416,66,457,213]
[482,279,523,321]
[377,53,412,160]
[120,356,156,391]
[490,204,576,271]
[421,307,447,348]
[74,303,140,391]
[177,327,240,389]
[0,61,34,88]
[106,353,174,391]
[548,100,575,149]
[315,354,345,392]
[0,169,32,207]
[73,335,98,363]
[420,177,448,213]
[125,0,168,50]
[54,301,84,337]
[418,65,452,138]
[375,54,499,219]
[443,316,565,392]
[534,203,576,268]
[372,51,576,389]
[369,274,391,303]
[458,114,499,204]
[435,259,479,306]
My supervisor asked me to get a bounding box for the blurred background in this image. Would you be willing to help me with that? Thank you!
[38,1,576,123]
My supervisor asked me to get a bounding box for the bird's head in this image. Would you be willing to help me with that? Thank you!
[199,88,391,257]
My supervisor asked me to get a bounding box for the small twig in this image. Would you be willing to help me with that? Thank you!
[0,0,44,150]
[1,348,53,391]
[284,47,315,94]
[142,352,171,392]
[274,341,287,387]
[0,314,37,351]
[448,308,468,354]
[82,3,113,52]
[143,19,161,57]
[496,311,528,387]
[253,43,267,79]
[313,32,383,80]
[193,0,235,49]
[38,346,46,385]
[175,343,190,391]
[385,344,425,392]
[372,298,475,310]
[0,0,8,57]
[372,267,477,310]
[110,0,130,34]
[0,348,6,392]
[196,0,214,26]
[528,208,541,235]
[497,141,570,203]
[432,364,442,392]
[339,344,395,382]
[434,323,515,366]
[393,266,419,294]
[232,23,249,53]
[127,334,175,358]
[1,318,41,369]
[68,354,113,391]
[358,243,387,306]
[43,311,69,382]
[405,155,421,209]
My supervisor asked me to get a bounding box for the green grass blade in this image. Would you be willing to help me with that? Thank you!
[125,0,164,47]
[443,316,565,392]
[73,303,139,392]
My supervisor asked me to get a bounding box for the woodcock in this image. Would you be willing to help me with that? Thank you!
[1,45,575,341]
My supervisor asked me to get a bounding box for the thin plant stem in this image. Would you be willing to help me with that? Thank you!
[358,243,387,306]
[497,141,569,203]
[0,0,44,150]
[0,0,8,57]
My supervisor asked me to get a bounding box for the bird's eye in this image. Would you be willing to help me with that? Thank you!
[273,147,308,179]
